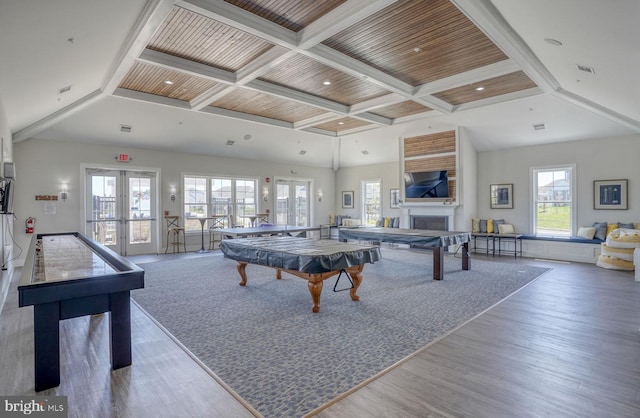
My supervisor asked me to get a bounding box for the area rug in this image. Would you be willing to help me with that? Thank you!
[131,248,549,417]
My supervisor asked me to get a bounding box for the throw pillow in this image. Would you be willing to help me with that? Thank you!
[479,219,487,233]
[606,223,619,237]
[619,222,634,229]
[498,223,515,234]
[576,227,596,240]
[593,222,607,240]
[487,219,494,233]
[493,219,505,234]
[472,218,480,233]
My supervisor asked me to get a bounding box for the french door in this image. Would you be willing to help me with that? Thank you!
[275,180,310,226]
[85,168,158,255]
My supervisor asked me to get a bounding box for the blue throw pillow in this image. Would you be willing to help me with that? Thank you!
[619,222,634,229]
[479,219,487,233]
[493,219,505,234]
[592,222,607,240]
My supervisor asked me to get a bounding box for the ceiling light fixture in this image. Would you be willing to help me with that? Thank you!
[164,80,174,85]
[475,86,485,91]
[323,81,331,85]
[544,38,563,47]
[243,134,252,141]
[338,122,345,125]
[413,47,422,53]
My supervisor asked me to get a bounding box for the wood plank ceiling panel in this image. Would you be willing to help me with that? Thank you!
[148,7,274,71]
[210,88,327,123]
[311,117,372,133]
[369,100,432,119]
[432,71,538,105]
[322,0,508,86]
[119,62,219,101]
[259,54,390,105]
[224,0,347,32]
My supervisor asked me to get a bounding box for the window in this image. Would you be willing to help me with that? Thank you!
[183,176,257,231]
[532,166,575,237]
[361,180,381,226]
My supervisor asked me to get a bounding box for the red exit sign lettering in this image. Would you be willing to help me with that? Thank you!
[116,154,131,162]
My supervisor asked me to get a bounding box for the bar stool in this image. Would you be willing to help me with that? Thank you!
[164,216,186,253]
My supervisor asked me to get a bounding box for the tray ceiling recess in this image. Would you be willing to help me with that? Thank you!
[111,0,542,137]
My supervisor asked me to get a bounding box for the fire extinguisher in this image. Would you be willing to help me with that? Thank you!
[26,217,36,234]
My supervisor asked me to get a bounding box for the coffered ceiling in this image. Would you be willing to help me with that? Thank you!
[1,0,639,168]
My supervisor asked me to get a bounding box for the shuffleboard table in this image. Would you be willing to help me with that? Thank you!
[339,227,471,280]
[18,233,144,391]
[220,236,381,313]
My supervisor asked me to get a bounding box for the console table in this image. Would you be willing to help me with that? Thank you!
[471,233,523,258]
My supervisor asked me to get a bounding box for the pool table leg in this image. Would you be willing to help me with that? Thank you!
[236,262,248,286]
[308,280,323,313]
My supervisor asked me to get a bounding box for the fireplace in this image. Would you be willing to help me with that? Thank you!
[411,215,448,231]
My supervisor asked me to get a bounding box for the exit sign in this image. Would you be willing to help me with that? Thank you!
[116,154,131,162]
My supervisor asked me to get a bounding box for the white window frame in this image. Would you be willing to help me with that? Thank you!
[530,164,576,237]
[361,178,382,226]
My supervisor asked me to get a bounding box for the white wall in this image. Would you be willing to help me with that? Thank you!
[0,98,14,314]
[335,161,401,223]
[476,134,640,234]
[13,138,336,262]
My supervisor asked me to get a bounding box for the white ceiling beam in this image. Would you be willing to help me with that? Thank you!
[301,127,338,137]
[392,110,441,125]
[200,106,293,129]
[190,85,238,111]
[411,95,454,114]
[454,87,543,112]
[351,112,393,126]
[113,88,192,109]
[177,0,297,46]
[13,89,103,142]
[139,48,237,84]
[348,93,407,114]
[103,0,177,94]
[297,0,398,49]
[235,46,296,85]
[555,88,640,131]
[414,59,521,96]
[294,113,344,130]
[246,79,349,114]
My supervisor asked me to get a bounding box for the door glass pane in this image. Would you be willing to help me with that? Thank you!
[90,175,118,245]
[129,177,151,244]
[276,183,289,225]
[294,184,308,226]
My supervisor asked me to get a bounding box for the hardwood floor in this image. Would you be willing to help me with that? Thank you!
[2,251,640,417]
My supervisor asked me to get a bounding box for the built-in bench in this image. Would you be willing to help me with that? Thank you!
[518,234,603,263]
[520,234,604,245]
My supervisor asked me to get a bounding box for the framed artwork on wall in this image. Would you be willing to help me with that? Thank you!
[342,191,354,209]
[390,188,400,208]
[490,184,513,209]
[594,179,628,209]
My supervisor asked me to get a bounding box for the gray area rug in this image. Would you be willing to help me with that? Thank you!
[132,248,549,417]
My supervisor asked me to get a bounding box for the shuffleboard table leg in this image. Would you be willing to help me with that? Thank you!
[462,242,470,271]
[308,280,323,313]
[236,262,248,286]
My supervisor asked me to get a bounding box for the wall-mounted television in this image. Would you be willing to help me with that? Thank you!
[404,170,449,198]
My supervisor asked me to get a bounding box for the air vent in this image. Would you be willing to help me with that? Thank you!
[576,64,596,74]
[533,123,546,131]
[226,140,235,146]
[58,85,72,94]
[120,125,132,133]
[299,150,306,155]
[362,150,369,155]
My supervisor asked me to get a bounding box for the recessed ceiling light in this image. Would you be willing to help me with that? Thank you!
[226,140,235,146]
[544,38,563,47]
[475,86,485,91]
[164,80,174,85]
[413,47,422,53]
[323,81,331,85]
[338,121,345,125]
[243,134,252,141]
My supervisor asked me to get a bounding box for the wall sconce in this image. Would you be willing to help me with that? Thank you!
[263,187,269,202]
[60,184,68,202]
[170,187,176,202]
[317,190,323,202]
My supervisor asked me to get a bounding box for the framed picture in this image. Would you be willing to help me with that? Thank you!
[390,188,400,208]
[594,179,628,210]
[342,191,354,209]
[490,184,513,209]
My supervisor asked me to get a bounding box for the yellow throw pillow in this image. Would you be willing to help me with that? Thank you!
[606,223,618,237]
[487,219,494,233]
[384,217,390,228]
[472,218,480,233]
